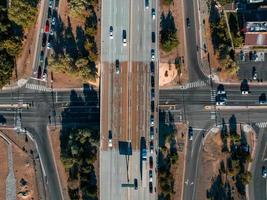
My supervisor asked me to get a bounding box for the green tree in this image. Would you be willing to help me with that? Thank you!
[162,0,173,5]
[0,51,14,87]
[8,0,38,29]
[2,38,22,56]
[160,11,179,52]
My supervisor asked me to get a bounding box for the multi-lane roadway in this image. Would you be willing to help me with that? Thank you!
[0,0,266,199]
[100,0,158,199]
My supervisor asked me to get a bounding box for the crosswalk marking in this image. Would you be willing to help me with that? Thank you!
[210,90,216,102]
[25,83,51,92]
[182,80,208,89]
[210,90,216,119]
[256,122,267,128]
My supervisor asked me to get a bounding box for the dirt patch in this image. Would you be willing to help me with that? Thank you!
[159,62,188,87]
[159,63,177,86]
[0,130,39,200]
[197,125,255,200]
[13,144,39,200]
[48,63,100,89]
[48,127,70,200]
[0,138,8,200]
[52,0,100,89]
[159,0,188,86]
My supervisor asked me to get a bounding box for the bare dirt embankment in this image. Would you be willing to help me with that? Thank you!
[0,130,39,200]
[159,0,188,87]
[0,138,8,200]
[196,125,255,200]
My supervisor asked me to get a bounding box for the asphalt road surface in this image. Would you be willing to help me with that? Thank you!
[249,128,267,200]
[100,0,158,200]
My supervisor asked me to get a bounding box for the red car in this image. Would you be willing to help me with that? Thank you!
[45,20,50,33]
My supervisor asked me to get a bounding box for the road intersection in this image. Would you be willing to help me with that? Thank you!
[0,0,267,199]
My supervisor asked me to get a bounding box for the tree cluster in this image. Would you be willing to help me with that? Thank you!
[209,1,239,76]
[68,0,98,18]
[0,1,38,87]
[228,13,244,48]
[50,3,98,81]
[161,0,173,5]
[158,110,179,200]
[61,128,99,200]
[208,117,252,199]
[158,150,176,200]
[160,11,179,52]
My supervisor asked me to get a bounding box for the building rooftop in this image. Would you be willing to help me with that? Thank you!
[245,33,267,46]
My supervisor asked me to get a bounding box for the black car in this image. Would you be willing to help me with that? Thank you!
[150,127,154,140]
[42,33,47,47]
[259,93,266,104]
[150,115,154,126]
[150,62,154,75]
[134,178,138,190]
[115,59,120,74]
[151,76,154,87]
[40,50,44,62]
[217,84,225,94]
[149,156,153,168]
[151,88,155,100]
[151,32,155,43]
[240,79,249,94]
[47,34,53,49]
[149,182,153,193]
[188,126,193,141]
[145,0,149,9]
[186,18,190,27]
[151,100,154,112]
[262,166,267,178]
[150,141,154,154]
[37,66,42,79]
[48,7,52,18]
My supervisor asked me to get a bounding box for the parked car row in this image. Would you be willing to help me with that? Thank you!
[38,0,56,81]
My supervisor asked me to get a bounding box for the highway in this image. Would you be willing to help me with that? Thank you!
[0,0,266,199]
[100,0,158,200]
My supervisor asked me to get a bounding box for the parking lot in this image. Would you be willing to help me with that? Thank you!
[237,51,267,81]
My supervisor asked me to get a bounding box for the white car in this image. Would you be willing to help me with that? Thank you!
[151,49,155,61]
[108,138,112,147]
[253,72,257,80]
[217,90,226,95]
[216,101,225,106]
[109,26,113,39]
[149,170,153,182]
[42,73,47,81]
[122,30,127,46]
